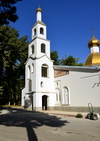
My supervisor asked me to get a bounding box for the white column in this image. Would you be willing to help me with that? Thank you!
[37,11,42,21]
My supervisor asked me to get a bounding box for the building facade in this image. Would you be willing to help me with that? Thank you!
[21,7,100,112]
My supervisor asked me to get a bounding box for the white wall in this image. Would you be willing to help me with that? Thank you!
[35,56,54,92]
[54,70,100,107]
[23,55,56,109]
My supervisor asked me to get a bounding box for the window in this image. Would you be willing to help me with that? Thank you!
[40,81,43,87]
[41,43,45,53]
[40,27,44,34]
[34,28,36,35]
[28,65,31,78]
[63,87,69,104]
[41,64,48,77]
[55,88,61,101]
[31,63,34,73]
[59,93,61,101]
[31,45,34,54]
[56,93,58,101]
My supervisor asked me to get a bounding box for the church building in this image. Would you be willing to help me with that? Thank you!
[21,7,100,112]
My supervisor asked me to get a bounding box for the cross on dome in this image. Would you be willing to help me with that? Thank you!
[91,27,94,37]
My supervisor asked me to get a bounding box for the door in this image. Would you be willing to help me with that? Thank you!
[42,95,48,110]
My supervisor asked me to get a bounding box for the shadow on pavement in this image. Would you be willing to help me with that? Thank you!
[0,107,69,141]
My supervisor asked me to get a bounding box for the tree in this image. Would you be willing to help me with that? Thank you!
[0,0,22,25]
[50,51,60,65]
[0,25,28,104]
[61,55,83,66]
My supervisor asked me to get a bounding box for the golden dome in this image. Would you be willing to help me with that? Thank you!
[84,52,100,66]
[36,7,42,12]
[88,34,100,48]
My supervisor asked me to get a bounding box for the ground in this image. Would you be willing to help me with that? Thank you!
[0,107,100,141]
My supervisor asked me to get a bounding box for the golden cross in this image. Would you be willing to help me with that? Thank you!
[38,3,40,8]
[91,28,94,35]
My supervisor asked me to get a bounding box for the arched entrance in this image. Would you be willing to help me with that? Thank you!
[42,95,48,110]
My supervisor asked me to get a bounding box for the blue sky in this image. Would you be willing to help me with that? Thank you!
[10,0,100,64]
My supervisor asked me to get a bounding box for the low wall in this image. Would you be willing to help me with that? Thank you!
[22,105,100,113]
[48,106,100,113]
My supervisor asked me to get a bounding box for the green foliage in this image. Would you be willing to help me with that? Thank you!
[0,25,28,104]
[50,51,60,65]
[61,55,83,66]
[50,51,83,66]
[76,113,83,118]
[0,0,22,25]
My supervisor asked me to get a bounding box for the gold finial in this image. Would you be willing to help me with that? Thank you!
[88,28,100,48]
[91,28,94,37]
[36,3,42,12]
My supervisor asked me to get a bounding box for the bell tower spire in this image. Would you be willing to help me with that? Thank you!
[36,4,42,21]
[31,5,46,40]
[29,6,50,58]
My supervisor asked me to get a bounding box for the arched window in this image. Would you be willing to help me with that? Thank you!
[31,45,34,54]
[34,28,36,35]
[31,63,34,73]
[41,43,45,53]
[63,87,69,104]
[41,64,48,77]
[55,88,61,101]
[40,81,43,87]
[28,65,31,78]
[40,27,44,34]
[56,93,58,101]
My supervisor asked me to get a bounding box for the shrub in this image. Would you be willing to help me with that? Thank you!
[76,113,83,118]
[18,100,21,106]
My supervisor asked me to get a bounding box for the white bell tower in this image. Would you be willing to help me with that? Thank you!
[22,6,55,111]
[28,7,50,59]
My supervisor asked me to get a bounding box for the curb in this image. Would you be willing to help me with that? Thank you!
[40,111,86,118]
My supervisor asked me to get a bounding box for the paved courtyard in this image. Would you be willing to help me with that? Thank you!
[0,107,100,141]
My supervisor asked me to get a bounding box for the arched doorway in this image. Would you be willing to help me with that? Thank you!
[42,95,48,110]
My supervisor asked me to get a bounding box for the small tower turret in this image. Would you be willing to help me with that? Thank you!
[36,7,42,21]
[84,32,100,66]
[88,34,100,53]
[31,6,46,40]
